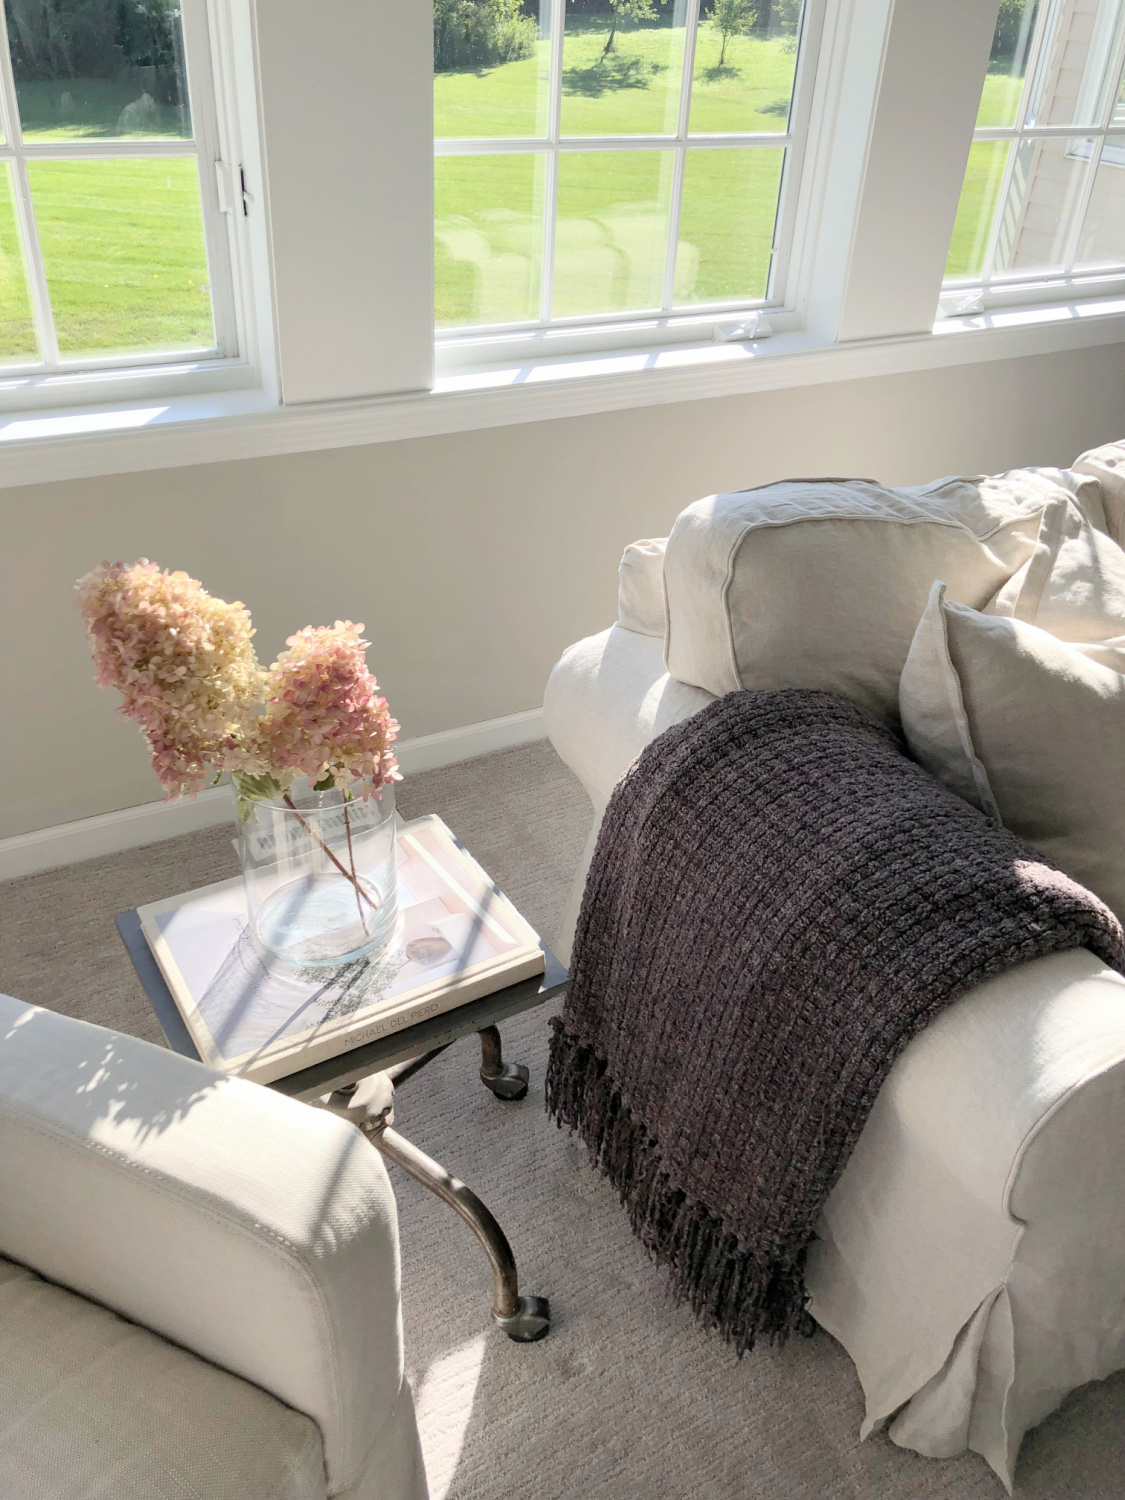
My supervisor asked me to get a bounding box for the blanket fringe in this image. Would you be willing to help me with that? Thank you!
[545,1017,814,1356]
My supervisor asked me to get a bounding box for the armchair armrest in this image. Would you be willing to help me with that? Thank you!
[0,995,418,1497]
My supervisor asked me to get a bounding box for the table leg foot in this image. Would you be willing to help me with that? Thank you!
[478,1024,530,1101]
[368,1120,550,1342]
[493,1294,551,1343]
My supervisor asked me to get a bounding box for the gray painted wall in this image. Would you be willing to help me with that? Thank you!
[3,341,1123,837]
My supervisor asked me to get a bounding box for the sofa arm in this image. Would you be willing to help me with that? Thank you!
[0,995,421,1499]
[544,625,715,814]
[544,625,715,961]
[809,947,1125,1451]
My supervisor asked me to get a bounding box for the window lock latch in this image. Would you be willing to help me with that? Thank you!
[215,160,252,217]
[714,313,773,344]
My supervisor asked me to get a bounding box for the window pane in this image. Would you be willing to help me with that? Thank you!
[946,140,1010,279]
[435,154,544,326]
[688,1,802,134]
[675,147,781,303]
[1025,0,1125,128]
[7,0,191,141]
[979,0,1040,128]
[434,0,550,138]
[991,135,1094,275]
[28,158,213,356]
[559,3,686,137]
[0,164,37,362]
[553,151,672,315]
[1075,136,1125,266]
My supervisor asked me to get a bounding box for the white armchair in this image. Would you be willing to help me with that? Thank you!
[0,993,428,1500]
[544,454,1125,1490]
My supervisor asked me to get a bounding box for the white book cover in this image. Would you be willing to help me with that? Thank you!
[138,814,545,1084]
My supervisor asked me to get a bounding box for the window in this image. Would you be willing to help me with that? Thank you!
[0,0,236,374]
[433,0,820,341]
[945,0,1125,302]
[1,0,1119,437]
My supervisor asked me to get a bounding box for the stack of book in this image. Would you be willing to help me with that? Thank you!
[138,814,545,1084]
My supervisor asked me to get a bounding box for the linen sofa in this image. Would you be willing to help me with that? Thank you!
[544,447,1125,1490]
[0,994,428,1500]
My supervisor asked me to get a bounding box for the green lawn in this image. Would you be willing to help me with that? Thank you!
[0,77,209,364]
[0,167,38,362]
[945,66,1026,280]
[19,158,213,359]
[435,20,796,325]
[435,21,797,138]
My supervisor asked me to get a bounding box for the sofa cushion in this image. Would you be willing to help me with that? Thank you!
[0,1255,326,1500]
[900,581,1125,924]
[663,470,1080,724]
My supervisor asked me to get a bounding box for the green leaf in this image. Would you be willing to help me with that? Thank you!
[232,769,284,802]
[312,773,335,792]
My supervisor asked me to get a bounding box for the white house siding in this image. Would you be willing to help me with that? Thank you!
[1002,0,1125,273]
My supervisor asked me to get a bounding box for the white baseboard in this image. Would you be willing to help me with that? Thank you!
[0,707,545,882]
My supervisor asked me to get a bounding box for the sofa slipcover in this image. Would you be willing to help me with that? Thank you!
[1073,441,1125,546]
[0,1255,327,1500]
[0,995,428,1500]
[545,466,1125,1487]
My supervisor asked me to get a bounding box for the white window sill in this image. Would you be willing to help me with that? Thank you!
[2,296,1124,490]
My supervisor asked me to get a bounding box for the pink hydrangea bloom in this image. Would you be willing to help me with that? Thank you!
[256,621,401,796]
[76,560,266,799]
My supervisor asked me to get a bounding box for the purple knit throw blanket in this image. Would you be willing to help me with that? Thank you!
[545,690,1125,1353]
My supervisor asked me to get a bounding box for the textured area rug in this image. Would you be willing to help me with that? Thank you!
[2,741,1124,1499]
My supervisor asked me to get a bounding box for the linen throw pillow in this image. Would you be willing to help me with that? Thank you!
[900,581,1125,924]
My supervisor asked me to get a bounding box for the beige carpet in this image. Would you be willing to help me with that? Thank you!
[2,740,1124,1499]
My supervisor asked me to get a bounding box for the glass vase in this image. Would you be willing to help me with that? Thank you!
[236,778,398,967]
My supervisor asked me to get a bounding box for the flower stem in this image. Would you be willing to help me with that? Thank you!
[282,793,380,912]
[342,796,369,935]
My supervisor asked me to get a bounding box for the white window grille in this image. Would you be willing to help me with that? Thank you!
[944,0,1125,307]
[0,0,238,375]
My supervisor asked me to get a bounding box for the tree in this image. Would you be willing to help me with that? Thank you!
[602,0,657,57]
[433,0,537,71]
[992,0,1036,66]
[710,0,755,66]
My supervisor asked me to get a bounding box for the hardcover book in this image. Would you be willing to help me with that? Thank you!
[138,814,545,1084]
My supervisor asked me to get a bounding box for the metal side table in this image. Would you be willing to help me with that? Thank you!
[116,910,569,1343]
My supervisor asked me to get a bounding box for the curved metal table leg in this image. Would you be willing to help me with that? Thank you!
[478,1024,530,1101]
[367,1117,550,1343]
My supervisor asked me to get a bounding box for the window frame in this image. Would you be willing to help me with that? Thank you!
[433,0,827,362]
[942,0,1125,311]
[0,0,256,402]
[4,0,1120,439]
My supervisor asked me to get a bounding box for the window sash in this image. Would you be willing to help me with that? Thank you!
[435,0,825,341]
[0,0,239,374]
[945,0,1125,297]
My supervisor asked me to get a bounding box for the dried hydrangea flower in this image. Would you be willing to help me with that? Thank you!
[255,621,401,797]
[76,559,267,799]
